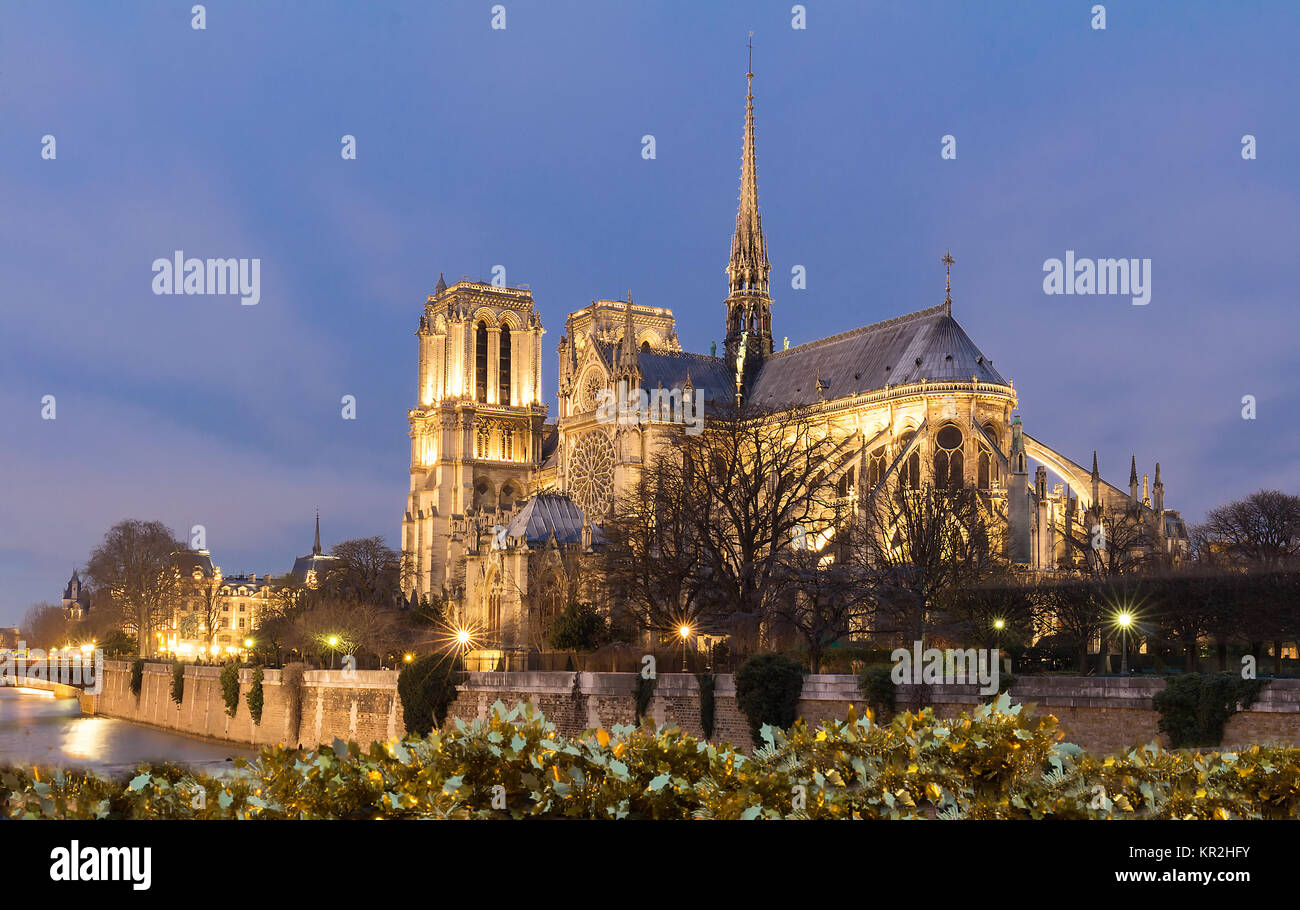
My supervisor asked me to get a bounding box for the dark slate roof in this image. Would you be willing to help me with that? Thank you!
[748,304,1007,409]
[637,350,733,406]
[172,550,215,578]
[505,493,607,546]
[290,553,341,583]
[539,423,559,468]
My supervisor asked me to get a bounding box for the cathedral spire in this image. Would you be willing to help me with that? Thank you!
[313,509,322,556]
[724,34,773,374]
[941,251,955,315]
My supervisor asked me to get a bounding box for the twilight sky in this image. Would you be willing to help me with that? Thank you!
[2,1,1298,624]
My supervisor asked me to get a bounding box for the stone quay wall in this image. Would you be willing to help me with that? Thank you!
[78,663,1300,756]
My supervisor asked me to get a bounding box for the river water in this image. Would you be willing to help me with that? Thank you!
[0,687,256,776]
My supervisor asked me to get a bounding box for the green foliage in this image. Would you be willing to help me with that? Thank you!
[282,663,305,742]
[857,665,896,722]
[245,667,265,726]
[397,653,460,737]
[129,659,144,698]
[549,602,609,653]
[6,697,1300,819]
[219,662,241,718]
[1153,673,1268,748]
[100,630,136,658]
[634,672,656,724]
[169,662,184,706]
[696,673,716,739]
[735,653,805,743]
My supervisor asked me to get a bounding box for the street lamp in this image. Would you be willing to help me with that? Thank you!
[1115,612,1133,675]
[678,624,692,672]
[327,635,339,670]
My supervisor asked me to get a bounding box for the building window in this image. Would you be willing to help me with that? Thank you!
[499,324,511,404]
[477,424,491,459]
[898,432,921,490]
[475,320,488,403]
[978,451,991,491]
[934,424,964,489]
[868,446,887,491]
[503,427,514,461]
[487,589,501,636]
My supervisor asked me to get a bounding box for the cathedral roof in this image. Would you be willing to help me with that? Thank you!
[505,493,606,546]
[637,350,732,405]
[748,304,1008,409]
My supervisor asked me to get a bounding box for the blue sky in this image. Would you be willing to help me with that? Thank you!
[3,1,1298,624]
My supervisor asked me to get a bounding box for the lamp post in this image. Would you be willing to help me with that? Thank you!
[1116,612,1133,675]
[327,635,339,670]
[678,624,692,672]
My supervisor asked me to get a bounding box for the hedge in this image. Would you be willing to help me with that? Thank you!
[4,697,1300,819]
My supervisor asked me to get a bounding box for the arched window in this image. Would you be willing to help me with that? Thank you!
[640,339,651,353]
[978,452,991,491]
[499,324,511,404]
[898,432,921,490]
[502,427,514,461]
[868,446,887,491]
[487,588,501,636]
[475,321,488,403]
[837,466,855,498]
[934,424,964,490]
[476,424,491,459]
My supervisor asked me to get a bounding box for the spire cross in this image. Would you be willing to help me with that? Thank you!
[941,251,955,307]
[747,32,754,77]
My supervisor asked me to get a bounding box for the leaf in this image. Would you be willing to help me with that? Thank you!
[596,728,610,748]
[127,773,151,792]
[648,774,670,792]
[740,806,762,820]
[332,737,348,758]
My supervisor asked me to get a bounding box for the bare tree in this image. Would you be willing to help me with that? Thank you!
[1198,490,1300,568]
[863,482,1006,647]
[84,520,184,657]
[769,506,875,672]
[1060,503,1156,577]
[325,536,403,607]
[21,603,72,650]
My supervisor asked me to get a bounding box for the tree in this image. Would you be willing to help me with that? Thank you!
[1060,503,1156,577]
[83,520,184,657]
[605,403,844,643]
[191,569,225,652]
[324,536,404,607]
[1198,490,1300,569]
[769,507,875,672]
[549,602,610,668]
[21,603,71,650]
[863,482,1005,647]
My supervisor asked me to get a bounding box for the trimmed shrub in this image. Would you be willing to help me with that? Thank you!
[282,663,305,741]
[245,667,264,726]
[734,653,805,743]
[397,653,460,737]
[857,664,896,722]
[129,659,144,698]
[1153,673,1268,748]
[696,672,716,739]
[170,661,185,706]
[634,672,656,724]
[219,662,241,718]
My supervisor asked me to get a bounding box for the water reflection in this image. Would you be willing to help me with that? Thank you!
[0,688,255,776]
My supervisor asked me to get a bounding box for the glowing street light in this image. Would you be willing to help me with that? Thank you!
[1114,611,1135,675]
[677,624,693,671]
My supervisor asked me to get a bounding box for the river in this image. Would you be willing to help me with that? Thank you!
[0,687,256,776]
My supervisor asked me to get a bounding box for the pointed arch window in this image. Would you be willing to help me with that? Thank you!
[898,433,921,490]
[499,324,511,404]
[475,321,489,403]
[934,424,964,490]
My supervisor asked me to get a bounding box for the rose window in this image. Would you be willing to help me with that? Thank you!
[569,432,615,518]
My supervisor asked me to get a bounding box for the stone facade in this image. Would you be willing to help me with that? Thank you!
[79,665,1300,756]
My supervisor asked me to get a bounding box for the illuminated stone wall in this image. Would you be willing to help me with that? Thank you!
[84,663,1300,755]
